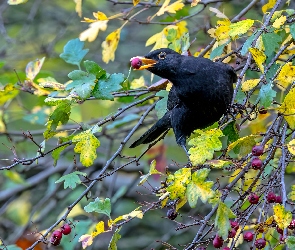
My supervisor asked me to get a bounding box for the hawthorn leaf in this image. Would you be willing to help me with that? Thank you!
[286,236,295,249]
[287,185,295,201]
[108,228,121,250]
[84,197,111,218]
[84,60,106,79]
[227,134,258,156]
[215,202,236,239]
[91,221,106,237]
[66,70,96,99]
[241,79,260,92]
[139,160,163,185]
[257,83,276,108]
[155,90,168,119]
[210,40,230,60]
[52,145,69,166]
[166,168,191,200]
[60,38,89,67]
[102,29,121,64]
[290,23,295,40]
[273,204,292,229]
[55,171,87,189]
[93,73,124,100]
[0,83,19,106]
[186,169,215,208]
[130,76,145,89]
[241,33,256,55]
[278,88,295,129]
[229,19,254,38]
[287,139,295,155]
[262,0,276,13]
[72,129,101,167]
[188,129,223,165]
[262,33,282,57]
[25,57,45,81]
[79,234,93,249]
[208,19,231,41]
[249,48,266,73]
[156,0,184,16]
[276,62,295,88]
[272,15,286,29]
[48,101,72,131]
[38,77,65,90]
[79,20,108,42]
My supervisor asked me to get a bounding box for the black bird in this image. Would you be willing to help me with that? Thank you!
[130,48,237,155]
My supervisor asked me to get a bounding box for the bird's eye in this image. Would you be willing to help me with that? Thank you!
[158,52,166,60]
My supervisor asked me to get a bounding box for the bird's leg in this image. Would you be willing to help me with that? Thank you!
[177,135,191,166]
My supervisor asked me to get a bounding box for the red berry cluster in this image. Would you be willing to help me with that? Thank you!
[251,145,264,170]
[50,224,72,246]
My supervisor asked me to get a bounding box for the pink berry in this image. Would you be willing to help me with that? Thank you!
[213,235,223,248]
[222,248,230,250]
[130,58,142,69]
[275,195,282,204]
[254,238,266,249]
[288,219,295,230]
[230,221,239,230]
[252,145,264,156]
[50,230,62,246]
[267,192,276,203]
[251,157,262,170]
[197,248,206,250]
[228,229,236,238]
[243,231,254,242]
[61,223,72,235]
[248,193,259,204]
[280,235,286,242]
[276,226,283,234]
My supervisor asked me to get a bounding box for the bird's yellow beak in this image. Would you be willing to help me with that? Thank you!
[130,57,157,70]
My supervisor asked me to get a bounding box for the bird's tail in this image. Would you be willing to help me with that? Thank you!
[129,112,171,148]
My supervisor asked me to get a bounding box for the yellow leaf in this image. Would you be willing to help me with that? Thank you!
[176,197,187,211]
[273,204,292,229]
[156,0,184,16]
[227,135,258,156]
[122,210,143,220]
[93,11,108,20]
[133,0,140,5]
[262,0,276,13]
[249,48,266,73]
[241,79,260,92]
[79,234,93,249]
[255,216,274,233]
[191,0,200,7]
[7,0,28,5]
[166,168,191,200]
[26,57,45,81]
[279,88,295,129]
[209,7,229,19]
[277,63,295,89]
[91,221,105,237]
[79,20,108,42]
[130,76,145,89]
[229,19,254,38]
[272,15,286,29]
[288,139,295,155]
[102,29,121,64]
[208,19,231,41]
[74,0,82,17]
[0,83,19,106]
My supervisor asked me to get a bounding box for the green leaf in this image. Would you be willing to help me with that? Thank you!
[0,83,19,106]
[84,197,111,218]
[72,128,101,167]
[273,204,292,229]
[227,134,258,156]
[108,228,121,250]
[215,202,236,239]
[287,185,295,201]
[166,168,191,200]
[93,73,124,100]
[48,101,72,131]
[210,40,230,60]
[106,114,140,130]
[286,236,295,249]
[60,38,89,67]
[241,33,256,56]
[55,171,87,189]
[290,23,295,40]
[52,145,69,166]
[166,28,177,42]
[66,70,96,99]
[84,60,106,79]
[222,121,239,143]
[188,128,223,165]
[186,169,214,208]
[0,61,5,69]
[262,33,282,57]
[266,63,279,84]
[155,90,168,119]
[257,83,276,108]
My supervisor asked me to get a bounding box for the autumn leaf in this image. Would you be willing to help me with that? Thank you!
[166,168,191,200]
[191,0,200,7]
[102,29,121,63]
[288,185,295,201]
[156,0,184,16]
[79,234,93,249]
[130,76,145,89]
[74,0,82,17]
[138,160,163,185]
[133,0,140,5]
[91,221,106,237]
[273,204,292,229]
[278,88,295,129]
[241,79,260,92]
[272,15,286,29]
[215,202,236,239]
[26,57,45,81]
[229,19,255,39]
[209,7,228,19]
[262,0,276,13]
[79,20,108,42]
[188,128,223,165]
[208,19,231,41]
[108,228,121,250]
[0,83,19,106]
[186,169,215,208]
[227,134,258,156]
[7,0,28,5]
[249,47,266,73]
[276,63,295,89]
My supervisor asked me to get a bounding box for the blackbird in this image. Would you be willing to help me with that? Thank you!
[130,48,237,154]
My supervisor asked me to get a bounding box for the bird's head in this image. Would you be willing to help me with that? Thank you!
[130,48,181,79]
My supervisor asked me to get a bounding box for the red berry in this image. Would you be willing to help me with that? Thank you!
[248,193,259,204]
[167,209,178,220]
[230,221,239,230]
[50,230,62,246]
[243,231,254,242]
[228,229,236,238]
[280,235,286,242]
[276,226,283,234]
[254,238,266,249]
[213,235,223,248]
[197,248,206,250]
[275,195,282,204]
[222,248,230,250]
[130,58,142,69]
[252,145,264,156]
[61,223,72,235]
[288,219,295,230]
[267,192,276,203]
[251,157,262,170]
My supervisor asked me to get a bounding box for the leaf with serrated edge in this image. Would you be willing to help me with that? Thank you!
[215,202,236,239]
[166,168,191,200]
[273,204,292,229]
[55,171,87,189]
[84,197,111,217]
[229,19,254,38]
